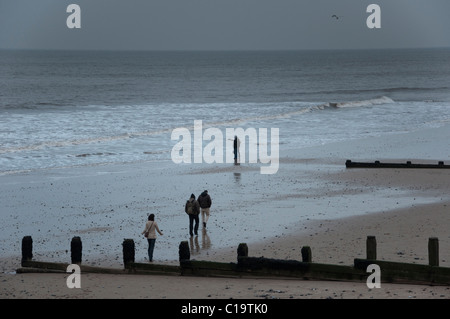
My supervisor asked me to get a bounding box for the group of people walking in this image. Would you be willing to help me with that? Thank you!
[141,190,212,262]
[140,136,236,262]
[185,190,212,237]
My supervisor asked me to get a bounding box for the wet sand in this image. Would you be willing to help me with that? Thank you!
[1,124,449,299]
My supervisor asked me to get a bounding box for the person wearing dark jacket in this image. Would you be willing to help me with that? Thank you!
[197,190,212,228]
[185,193,200,237]
[233,136,240,165]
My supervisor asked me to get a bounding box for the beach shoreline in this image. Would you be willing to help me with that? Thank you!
[1,198,449,299]
[1,124,449,299]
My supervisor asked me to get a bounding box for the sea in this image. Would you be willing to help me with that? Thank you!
[1,49,450,266]
[1,48,450,174]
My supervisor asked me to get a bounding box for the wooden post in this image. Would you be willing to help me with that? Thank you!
[301,246,312,262]
[366,236,377,260]
[71,236,82,264]
[122,238,135,268]
[179,241,190,262]
[21,236,33,266]
[237,243,248,262]
[428,237,439,267]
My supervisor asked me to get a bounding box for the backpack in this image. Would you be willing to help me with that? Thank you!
[186,200,194,214]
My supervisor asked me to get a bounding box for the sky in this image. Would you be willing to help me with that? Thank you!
[0,0,449,51]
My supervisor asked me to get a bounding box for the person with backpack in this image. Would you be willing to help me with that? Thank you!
[185,193,200,237]
[197,190,212,229]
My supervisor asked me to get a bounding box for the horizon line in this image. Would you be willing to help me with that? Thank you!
[1,46,450,53]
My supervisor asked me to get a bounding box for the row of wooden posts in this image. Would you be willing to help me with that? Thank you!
[20,235,310,266]
[19,235,449,285]
[365,236,440,267]
[21,235,441,267]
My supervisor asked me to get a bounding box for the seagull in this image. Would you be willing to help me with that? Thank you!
[331,14,339,20]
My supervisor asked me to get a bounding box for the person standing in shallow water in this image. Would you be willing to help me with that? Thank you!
[142,213,163,262]
[185,193,200,237]
[233,135,240,165]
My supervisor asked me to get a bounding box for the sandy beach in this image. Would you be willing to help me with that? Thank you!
[1,198,450,300]
[1,124,449,299]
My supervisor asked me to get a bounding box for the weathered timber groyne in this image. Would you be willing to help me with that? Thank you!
[346,160,450,169]
[17,235,450,285]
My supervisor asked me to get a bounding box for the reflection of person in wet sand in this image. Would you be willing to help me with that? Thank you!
[189,236,200,255]
[202,228,211,250]
[189,229,211,255]
[233,172,241,183]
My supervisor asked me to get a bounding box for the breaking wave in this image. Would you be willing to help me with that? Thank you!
[0,97,396,156]
[328,96,394,108]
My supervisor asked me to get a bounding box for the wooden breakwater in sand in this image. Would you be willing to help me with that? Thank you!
[345,160,450,169]
[17,235,450,285]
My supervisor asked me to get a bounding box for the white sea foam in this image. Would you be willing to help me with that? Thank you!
[1,49,450,175]
[3,97,450,175]
[330,96,395,108]
[0,97,387,157]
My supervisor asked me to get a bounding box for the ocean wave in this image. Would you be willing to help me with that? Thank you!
[382,86,449,93]
[167,97,396,127]
[0,98,397,155]
[307,87,449,98]
[0,131,171,155]
[328,96,395,108]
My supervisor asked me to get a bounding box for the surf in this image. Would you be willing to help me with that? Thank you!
[328,96,394,108]
[0,98,396,156]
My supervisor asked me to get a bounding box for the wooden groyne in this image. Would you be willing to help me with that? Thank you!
[179,239,450,285]
[345,160,450,169]
[17,235,450,285]
[18,236,180,275]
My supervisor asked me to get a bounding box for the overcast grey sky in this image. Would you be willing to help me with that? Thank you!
[0,0,449,50]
